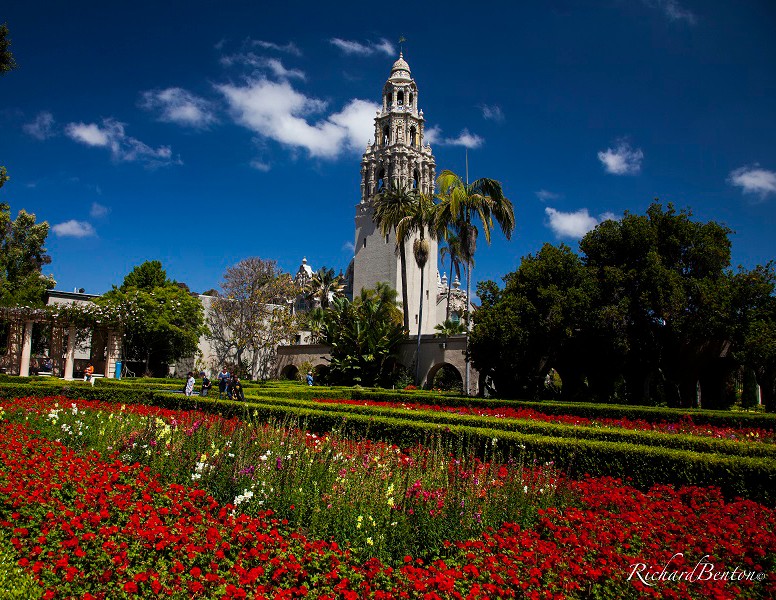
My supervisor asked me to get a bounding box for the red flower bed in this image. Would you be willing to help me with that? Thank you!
[315,399,775,443]
[1,420,774,598]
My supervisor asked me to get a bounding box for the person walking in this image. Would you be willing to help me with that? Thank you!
[200,371,212,397]
[217,366,230,398]
[306,371,314,386]
[184,371,195,396]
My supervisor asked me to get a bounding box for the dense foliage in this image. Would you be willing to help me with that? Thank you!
[0,169,55,307]
[472,203,776,411]
[98,261,205,375]
[320,284,405,386]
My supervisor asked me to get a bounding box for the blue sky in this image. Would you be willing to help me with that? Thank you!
[1,0,775,296]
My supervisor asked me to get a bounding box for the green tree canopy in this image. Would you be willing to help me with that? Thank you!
[1,23,17,75]
[99,261,205,375]
[0,168,55,306]
[320,283,404,386]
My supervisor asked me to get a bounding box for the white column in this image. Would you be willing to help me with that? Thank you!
[64,326,76,380]
[19,321,34,377]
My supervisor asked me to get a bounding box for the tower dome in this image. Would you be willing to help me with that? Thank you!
[389,52,412,81]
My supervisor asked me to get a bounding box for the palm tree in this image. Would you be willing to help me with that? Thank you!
[438,228,469,323]
[434,169,515,394]
[396,193,437,385]
[372,180,421,333]
[434,318,467,337]
[305,267,344,310]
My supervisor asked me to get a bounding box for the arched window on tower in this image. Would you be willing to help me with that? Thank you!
[385,93,391,108]
[397,90,404,106]
[382,126,389,146]
[410,126,417,148]
[409,92,414,106]
[412,169,419,189]
[377,168,386,193]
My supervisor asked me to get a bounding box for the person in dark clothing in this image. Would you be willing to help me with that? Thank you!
[217,366,229,398]
[200,371,212,397]
[229,375,245,402]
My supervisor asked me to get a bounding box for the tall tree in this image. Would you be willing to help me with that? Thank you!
[1,23,17,75]
[396,192,437,384]
[434,169,515,393]
[439,228,467,322]
[0,169,55,306]
[372,181,421,332]
[208,258,300,380]
[99,261,205,375]
[304,266,344,309]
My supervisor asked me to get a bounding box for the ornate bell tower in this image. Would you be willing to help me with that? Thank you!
[352,53,438,334]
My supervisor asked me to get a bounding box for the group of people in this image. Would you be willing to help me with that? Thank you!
[184,367,244,401]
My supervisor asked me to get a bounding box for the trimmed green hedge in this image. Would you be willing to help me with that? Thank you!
[2,381,775,505]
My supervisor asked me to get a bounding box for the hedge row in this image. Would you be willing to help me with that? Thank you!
[220,394,776,459]
[1,382,774,506]
[248,384,776,430]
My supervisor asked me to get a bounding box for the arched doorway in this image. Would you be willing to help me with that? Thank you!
[280,364,299,380]
[426,362,463,393]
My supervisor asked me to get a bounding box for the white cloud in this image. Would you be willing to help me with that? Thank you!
[90,202,109,218]
[545,207,615,239]
[66,122,110,147]
[330,38,395,56]
[480,104,504,122]
[23,111,56,140]
[52,220,96,238]
[342,240,355,253]
[140,87,217,128]
[249,159,271,172]
[251,40,302,56]
[536,189,560,202]
[643,0,697,25]
[221,54,306,80]
[65,118,180,166]
[597,141,644,175]
[217,78,379,159]
[424,126,483,149]
[728,165,776,200]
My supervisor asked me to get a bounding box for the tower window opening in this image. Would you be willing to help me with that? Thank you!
[363,238,367,248]
[385,234,389,244]
[409,92,414,106]
[377,168,386,192]
[397,90,404,105]
[385,93,391,108]
[410,126,417,148]
[412,169,420,189]
[382,126,389,146]
[415,314,418,324]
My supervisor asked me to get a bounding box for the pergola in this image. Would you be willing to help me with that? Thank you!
[0,305,123,379]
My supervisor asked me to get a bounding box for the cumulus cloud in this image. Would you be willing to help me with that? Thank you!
[330,38,394,56]
[65,118,180,167]
[23,111,56,140]
[342,240,355,253]
[480,104,505,122]
[643,0,697,25]
[536,189,560,202]
[52,220,96,238]
[728,165,776,200]
[545,207,615,239]
[140,87,217,128]
[424,126,484,149]
[90,202,109,218]
[217,78,379,159]
[597,141,644,175]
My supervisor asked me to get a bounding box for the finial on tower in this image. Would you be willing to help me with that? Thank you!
[398,35,406,54]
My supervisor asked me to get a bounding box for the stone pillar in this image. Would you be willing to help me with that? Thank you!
[50,325,64,377]
[105,328,122,378]
[64,326,76,380]
[19,321,34,377]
